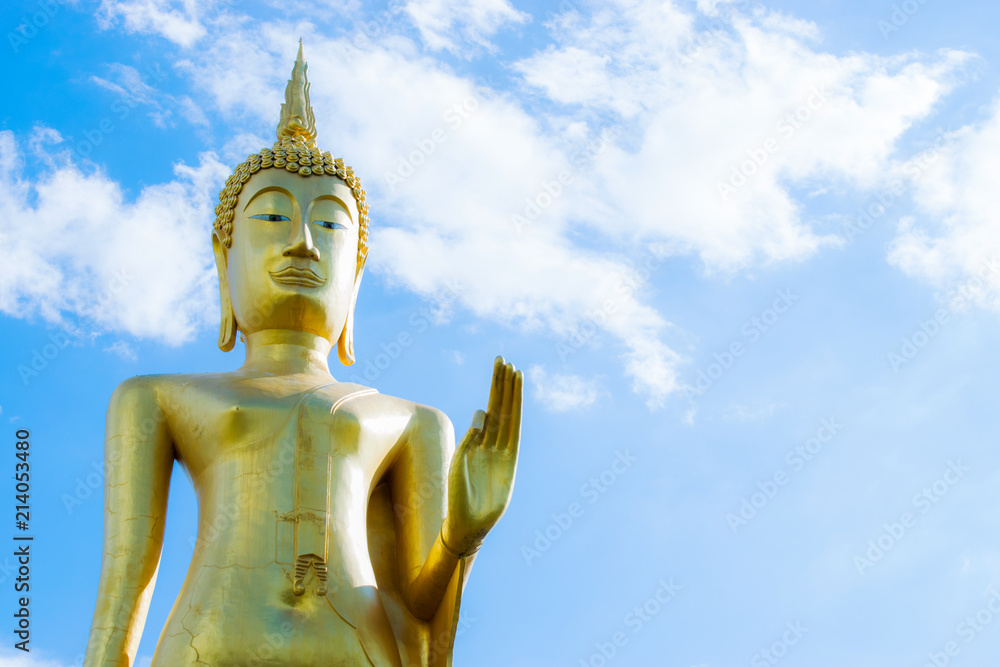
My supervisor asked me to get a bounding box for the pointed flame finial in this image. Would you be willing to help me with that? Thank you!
[276,38,317,144]
[215,42,369,273]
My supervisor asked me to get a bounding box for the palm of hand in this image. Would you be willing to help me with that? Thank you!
[444,357,523,555]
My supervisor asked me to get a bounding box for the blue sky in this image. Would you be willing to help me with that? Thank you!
[2,0,1000,665]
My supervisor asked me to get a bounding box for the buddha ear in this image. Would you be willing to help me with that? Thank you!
[338,264,364,366]
[213,232,238,352]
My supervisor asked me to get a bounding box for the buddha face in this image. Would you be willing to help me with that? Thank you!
[214,167,362,348]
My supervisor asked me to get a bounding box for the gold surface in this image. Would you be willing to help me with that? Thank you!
[83,44,522,667]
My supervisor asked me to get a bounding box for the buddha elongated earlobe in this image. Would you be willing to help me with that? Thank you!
[338,266,364,366]
[219,296,238,352]
[213,233,238,352]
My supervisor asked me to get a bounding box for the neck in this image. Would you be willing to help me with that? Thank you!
[241,329,334,377]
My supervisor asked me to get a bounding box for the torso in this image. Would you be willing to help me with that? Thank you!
[146,371,417,667]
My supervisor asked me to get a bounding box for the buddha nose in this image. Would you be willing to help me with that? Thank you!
[283,217,321,261]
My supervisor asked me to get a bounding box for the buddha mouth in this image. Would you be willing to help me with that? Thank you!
[270,266,326,288]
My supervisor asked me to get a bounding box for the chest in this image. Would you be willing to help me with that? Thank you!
[169,380,377,478]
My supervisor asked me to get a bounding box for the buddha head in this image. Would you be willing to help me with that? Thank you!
[211,41,369,365]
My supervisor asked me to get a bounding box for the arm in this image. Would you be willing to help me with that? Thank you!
[389,403,458,622]
[393,357,522,621]
[84,377,174,667]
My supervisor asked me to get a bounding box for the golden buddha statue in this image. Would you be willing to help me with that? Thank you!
[83,42,522,667]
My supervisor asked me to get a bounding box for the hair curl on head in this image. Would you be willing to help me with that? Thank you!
[213,40,369,272]
[212,135,369,271]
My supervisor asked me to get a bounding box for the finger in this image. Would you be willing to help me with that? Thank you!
[505,369,523,454]
[461,409,487,447]
[470,409,486,433]
[497,362,515,449]
[486,356,505,419]
[484,356,505,446]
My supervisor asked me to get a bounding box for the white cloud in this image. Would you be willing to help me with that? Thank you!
[404,0,529,53]
[0,651,77,667]
[723,401,783,422]
[90,64,159,105]
[89,62,206,131]
[529,365,603,411]
[104,340,138,360]
[515,0,971,272]
[170,22,685,406]
[17,1,977,409]
[0,129,224,345]
[97,0,207,47]
[888,98,1000,309]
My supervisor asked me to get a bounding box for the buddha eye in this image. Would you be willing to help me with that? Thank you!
[314,220,347,230]
[250,213,291,222]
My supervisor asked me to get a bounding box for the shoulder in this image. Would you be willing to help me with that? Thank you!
[109,373,168,405]
[104,375,181,440]
[109,371,228,412]
[113,371,213,394]
[346,388,452,431]
[337,387,455,451]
